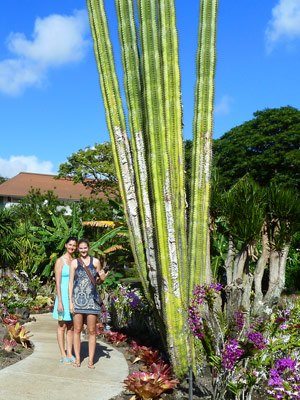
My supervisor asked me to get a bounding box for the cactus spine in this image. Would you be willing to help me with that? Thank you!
[86,0,218,378]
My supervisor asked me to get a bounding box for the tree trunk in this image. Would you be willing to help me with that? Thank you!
[253,225,270,315]
[224,237,236,285]
[232,246,248,281]
[225,246,253,326]
[264,244,290,309]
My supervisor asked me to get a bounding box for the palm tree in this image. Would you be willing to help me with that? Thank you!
[213,177,300,321]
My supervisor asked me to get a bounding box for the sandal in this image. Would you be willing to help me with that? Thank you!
[88,363,95,369]
[73,362,81,367]
[67,356,76,363]
[60,357,71,364]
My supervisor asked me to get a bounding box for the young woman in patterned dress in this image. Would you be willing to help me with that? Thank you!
[68,238,108,368]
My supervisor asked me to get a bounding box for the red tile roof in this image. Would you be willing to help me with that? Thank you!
[0,172,105,200]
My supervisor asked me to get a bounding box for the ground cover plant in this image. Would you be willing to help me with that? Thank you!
[0,303,33,370]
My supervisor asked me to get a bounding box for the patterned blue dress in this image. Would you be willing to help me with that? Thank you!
[72,257,101,314]
[53,257,72,321]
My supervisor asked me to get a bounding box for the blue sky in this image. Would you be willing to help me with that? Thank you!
[0,0,300,178]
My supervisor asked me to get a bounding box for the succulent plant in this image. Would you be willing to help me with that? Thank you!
[6,322,32,348]
[104,330,127,345]
[124,370,178,399]
[1,339,17,352]
[130,341,161,366]
[149,362,173,378]
[2,317,18,326]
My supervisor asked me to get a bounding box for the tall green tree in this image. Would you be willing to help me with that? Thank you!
[213,106,300,190]
[13,188,65,227]
[86,0,218,377]
[0,176,8,185]
[57,142,117,195]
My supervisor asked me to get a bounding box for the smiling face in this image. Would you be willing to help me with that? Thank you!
[78,241,89,258]
[65,240,77,255]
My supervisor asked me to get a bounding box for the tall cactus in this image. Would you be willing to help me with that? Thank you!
[86,0,218,378]
[188,0,218,294]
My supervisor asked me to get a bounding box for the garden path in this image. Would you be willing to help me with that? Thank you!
[0,313,129,400]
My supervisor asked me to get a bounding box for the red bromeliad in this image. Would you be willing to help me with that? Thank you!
[130,341,161,366]
[1,338,17,352]
[104,330,127,345]
[123,370,178,400]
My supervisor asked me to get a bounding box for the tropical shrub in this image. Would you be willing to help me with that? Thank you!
[285,232,300,293]
[0,271,53,313]
[109,285,153,332]
[209,178,300,325]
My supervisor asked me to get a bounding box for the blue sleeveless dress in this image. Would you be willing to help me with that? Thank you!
[53,257,72,321]
[72,257,101,315]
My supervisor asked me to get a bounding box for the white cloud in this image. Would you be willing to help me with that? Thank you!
[0,156,54,178]
[266,0,300,51]
[0,10,89,96]
[214,95,234,115]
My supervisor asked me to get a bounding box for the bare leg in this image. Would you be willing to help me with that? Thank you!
[57,321,67,359]
[65,321,74,359]
[87,314,97,367]
[73,314,83,365]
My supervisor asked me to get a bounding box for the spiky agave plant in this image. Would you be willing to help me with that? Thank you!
[86,0,218,378]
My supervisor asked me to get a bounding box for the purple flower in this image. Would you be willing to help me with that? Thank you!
[275,316,287,324]
[126,292,141,309]
[267,358,300,400]
[0,303,7,314]
[111,295,119,304]
[188,283,222,340]
[276,358,297,374]
[209,283,223,292]
[235,311,244,330]
[120,286,126,295]
[221,339,244,370]
[188,305,204,340]
[246,331,266,350]
[279,324,288,330]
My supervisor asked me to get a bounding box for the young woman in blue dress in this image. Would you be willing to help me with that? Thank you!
[68,238,108,368]
[53,236,78,364]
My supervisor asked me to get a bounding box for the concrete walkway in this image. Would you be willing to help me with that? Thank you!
[0,313,129,400]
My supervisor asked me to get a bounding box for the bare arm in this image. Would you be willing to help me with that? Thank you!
[68,259,77,314]
[94,257,108,283]
[54,257,64,314]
